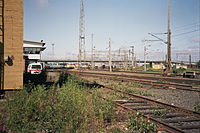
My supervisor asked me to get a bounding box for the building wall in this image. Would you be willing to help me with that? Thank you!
[152,63,164,70]
[2,0,23,89]
[176,65,187,69]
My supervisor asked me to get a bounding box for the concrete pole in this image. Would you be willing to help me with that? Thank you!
[52,43,55,59]
[167,0,172,74]
[130,46,134,68]
[109,38,112,72]
[189,54,192,68]
[124,50,128,70]
[91,34,94,70]
[144,46,147,72]
[199,0,200,66]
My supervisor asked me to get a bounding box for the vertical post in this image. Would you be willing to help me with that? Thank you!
[189,54,192,68]
[118,48,122,68]
[118,48,121,67]
[134,55,136,67]
[130,46,134,68]
[91,34,94,70]
[124,50,128,70]
[78,0,86,69]
[52,43,55,59]
[144,46,147,72]
[109,38,112,72]
[128,49,130,69]
[167,0,171,74]
[199,0,200,67]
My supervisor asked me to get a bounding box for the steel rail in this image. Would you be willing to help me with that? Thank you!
[103,86,200,133]
[71,71,200,93]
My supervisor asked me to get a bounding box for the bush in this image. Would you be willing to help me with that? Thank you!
[5,80,89,133]
[172,67,186,75]
[92,92,114,125]
[3,77,115,133]
[128,114,157,133]
[194,102,200,113]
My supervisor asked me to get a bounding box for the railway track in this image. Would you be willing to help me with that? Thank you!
[68,71,200,93]
[94,85,200,133]
[107,69,163,75]
[87,69,200,84]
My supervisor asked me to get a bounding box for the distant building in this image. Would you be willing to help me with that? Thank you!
[176,64,187,69]
[152,63,164,70]
[23,40,46,62]
[187,64,197,69]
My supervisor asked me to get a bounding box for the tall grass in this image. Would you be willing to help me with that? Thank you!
[3,75,114,133]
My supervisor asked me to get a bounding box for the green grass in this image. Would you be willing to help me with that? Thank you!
[156,79,168,83]
[128,82,143,88]
[119,87,154,97]
[2,76,114,133]
[153,109,169,118]
[194,102,200,113]
[128,114,157,133]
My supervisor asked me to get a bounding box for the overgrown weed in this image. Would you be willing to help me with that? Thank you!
[2,75,114,133]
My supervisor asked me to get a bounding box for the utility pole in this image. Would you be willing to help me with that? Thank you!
[199,0,200,67]
[109,38,112,72]
[144,46,147,72]
[189,54,192,68]
[91,34,94,70]
[144,45,151,72]
[78,0,86,68]
[52,43,55,59]
[130,46,135,68]
[167,0,172,74]
[147,0,172,75]
[124,50,128,70]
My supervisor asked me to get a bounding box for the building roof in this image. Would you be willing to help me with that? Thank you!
[23,40,46,49]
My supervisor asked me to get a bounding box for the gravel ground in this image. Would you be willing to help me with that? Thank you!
[81,76,200,111]
[72,70,200,86]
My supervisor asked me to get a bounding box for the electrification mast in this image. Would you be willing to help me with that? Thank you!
[78,0,86,66]
[167,0,171,73]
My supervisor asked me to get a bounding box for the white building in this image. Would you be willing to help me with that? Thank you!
[23,40,46,62]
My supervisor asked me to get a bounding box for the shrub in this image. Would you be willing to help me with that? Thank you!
[194,102,200,113]
[172,67,186,75]
[4,77,115,133]
[5,80,89,133]
[128,114,157,133]
[92,92,114,124]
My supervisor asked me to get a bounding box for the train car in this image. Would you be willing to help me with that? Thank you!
[27,62,43,75]
[66,64,75,69]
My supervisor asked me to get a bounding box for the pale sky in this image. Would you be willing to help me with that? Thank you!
[24,0,200,62]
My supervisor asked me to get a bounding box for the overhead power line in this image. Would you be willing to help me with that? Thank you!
[173,24,200,32]
[172,29,199,37]
[173,21,200,30]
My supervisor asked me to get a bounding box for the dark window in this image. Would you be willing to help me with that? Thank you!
[31,65,41,69]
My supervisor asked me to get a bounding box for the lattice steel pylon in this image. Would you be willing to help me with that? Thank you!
[0,0,4,90]
[78,0,86,65]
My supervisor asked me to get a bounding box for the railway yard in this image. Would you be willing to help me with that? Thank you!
[1,69,200,133]
[67,69,200,133]
[69,70,200,110]
[0,0,200,133]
